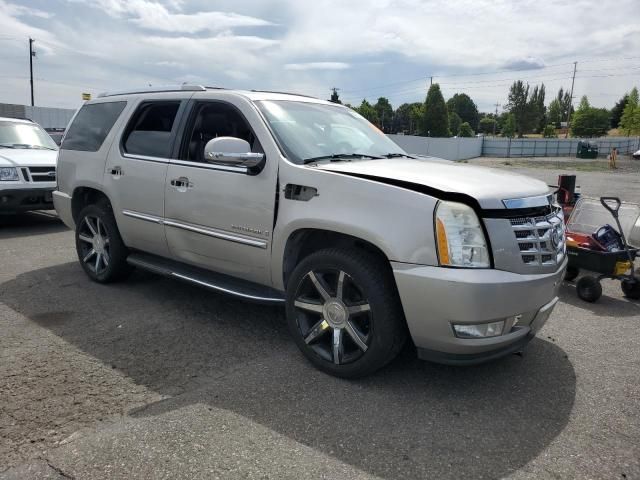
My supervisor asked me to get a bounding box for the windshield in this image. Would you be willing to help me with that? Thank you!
[0,121,58,150]
[256,100,406,164]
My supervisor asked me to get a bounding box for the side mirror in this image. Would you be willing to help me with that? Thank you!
[204,137,264,168]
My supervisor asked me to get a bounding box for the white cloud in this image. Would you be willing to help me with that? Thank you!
[285,62,350,71]
[73,0,274,33]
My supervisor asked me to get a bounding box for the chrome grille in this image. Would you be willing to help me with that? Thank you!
[27,166,56,182]
[509,209,565,266]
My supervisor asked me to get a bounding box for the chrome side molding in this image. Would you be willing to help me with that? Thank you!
[122,209,268,249]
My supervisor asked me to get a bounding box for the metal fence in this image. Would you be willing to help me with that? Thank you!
[482,137,640,158]
[0,103,76,129]
[387,134,482,160]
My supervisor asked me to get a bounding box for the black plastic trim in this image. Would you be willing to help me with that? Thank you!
[416,332,534,366]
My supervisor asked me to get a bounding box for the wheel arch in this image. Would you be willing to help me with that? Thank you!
[281,228,393,290]
[71,186,112,223]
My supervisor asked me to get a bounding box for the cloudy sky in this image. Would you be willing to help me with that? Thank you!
[1,0,639,112]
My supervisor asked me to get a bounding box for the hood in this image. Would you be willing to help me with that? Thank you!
[314,157,550,209]
[0,148,58,167]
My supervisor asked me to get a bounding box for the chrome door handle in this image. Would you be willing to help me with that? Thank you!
[170,177,193,190]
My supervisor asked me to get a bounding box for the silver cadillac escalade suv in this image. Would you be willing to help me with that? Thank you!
[54,85,566,377]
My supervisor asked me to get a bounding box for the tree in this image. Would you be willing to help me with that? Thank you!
[329,88,342,104]
[502,113,516,138]
[458,122,474,137]
[610,94,628,129]
[421,83,449,137]
[547,99,563,128]
[478,117,497,135]
[543,124,557,138]
[528,84,546,132]
[392,103,412,134]
[506,80,531,136]
[374,97,394,133]
[570,95,611,137]
[354,99,379,125]
[409,102,424,135]
[449,112,462,136]
[620,87,640,136]
[446,93,479,130]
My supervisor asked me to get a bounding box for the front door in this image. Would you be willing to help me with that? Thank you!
[164,97,277,285]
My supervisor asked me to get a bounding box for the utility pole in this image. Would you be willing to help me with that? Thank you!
[493,102,501,136]
[29,37,35,106]
[429,76,433,87]
[564,61,577,138]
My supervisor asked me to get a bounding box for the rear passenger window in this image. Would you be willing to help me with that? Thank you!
[62,101,126,152]
[123,102,180,158]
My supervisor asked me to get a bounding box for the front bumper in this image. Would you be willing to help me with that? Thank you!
[392,259,566,365]
[0,187,55,214]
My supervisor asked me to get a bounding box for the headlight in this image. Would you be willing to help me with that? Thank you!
[435,200,490,268]
[0,167,19,181]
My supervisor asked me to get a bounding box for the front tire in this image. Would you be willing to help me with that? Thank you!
[75,202,132,283]
[286,248,407,378]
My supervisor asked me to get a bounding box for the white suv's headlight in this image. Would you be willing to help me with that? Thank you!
[435,201,490,268]
[0,167,19,181]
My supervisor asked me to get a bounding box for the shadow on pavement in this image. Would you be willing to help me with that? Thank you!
[1,262,577,479]
[0,212,67,239]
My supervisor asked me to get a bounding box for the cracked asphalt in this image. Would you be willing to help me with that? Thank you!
[1,163,639,479]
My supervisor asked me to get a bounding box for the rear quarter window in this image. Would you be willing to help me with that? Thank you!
[62,101,126,152]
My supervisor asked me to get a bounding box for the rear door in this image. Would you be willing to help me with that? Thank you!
[163,94,278,285]
[104,94,189,257]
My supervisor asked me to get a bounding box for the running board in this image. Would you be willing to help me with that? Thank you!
[127,252,285,304]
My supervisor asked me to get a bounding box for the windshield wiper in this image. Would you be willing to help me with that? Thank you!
[383,153,415,159]
[0,143,16,149]
[303,153,383,164]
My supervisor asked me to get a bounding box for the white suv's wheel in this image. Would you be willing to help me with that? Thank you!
[286,248,407,378]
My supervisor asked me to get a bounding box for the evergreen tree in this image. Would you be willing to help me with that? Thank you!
[610,94,628,129]
[458,122,474,137]
[421,84,450,137]
[449,112,462,136]
[570,95,610,137]
[374,97,394,133]
[329,88,342,104]
[620,87,640,136]
[446,93,479,129]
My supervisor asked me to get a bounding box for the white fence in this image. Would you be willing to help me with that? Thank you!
[387,134,483,160]
[482,136,640,158]
[389,134,640,160]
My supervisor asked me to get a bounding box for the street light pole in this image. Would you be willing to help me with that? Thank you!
[29,37,35,106]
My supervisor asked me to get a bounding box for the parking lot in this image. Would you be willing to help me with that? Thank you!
[1,162,639,479]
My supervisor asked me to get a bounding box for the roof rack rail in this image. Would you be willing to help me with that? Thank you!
[249,89,318,99]
[97,84,207,98]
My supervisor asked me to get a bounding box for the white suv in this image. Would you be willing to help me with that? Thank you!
[0,117,59,214]
[54,85,566,377]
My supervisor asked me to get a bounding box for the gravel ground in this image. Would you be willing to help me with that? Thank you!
[1,163,639,479]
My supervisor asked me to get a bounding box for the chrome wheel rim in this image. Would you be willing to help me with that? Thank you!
[294,269,372,365]
[77,215,110,275]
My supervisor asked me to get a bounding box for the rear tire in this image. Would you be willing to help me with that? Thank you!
[621,278,640,300]
[576,276,602,303]
[286,248,407,378]
[75,202,132,283]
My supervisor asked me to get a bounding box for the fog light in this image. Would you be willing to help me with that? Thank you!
[453,320,505,339]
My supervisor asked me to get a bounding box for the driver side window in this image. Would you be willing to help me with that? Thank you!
[182,102,260,162]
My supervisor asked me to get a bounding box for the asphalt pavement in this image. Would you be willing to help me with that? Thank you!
[1,163,639,479]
